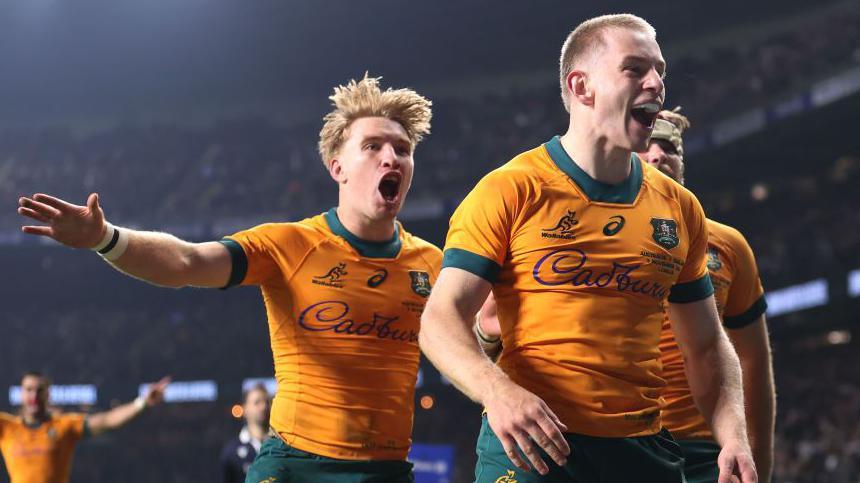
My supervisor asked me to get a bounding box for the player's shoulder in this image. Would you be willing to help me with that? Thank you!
[470,143,556,205]
[640,157,702,211]
[56,412,86,424]
[0,411,17,424]
[706,219,752,252]
[489,143,556,183]
[400,228,442,266]
[239,213,331,241]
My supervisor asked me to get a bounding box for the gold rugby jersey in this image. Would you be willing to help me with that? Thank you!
[444,136,713,437]
[222,209,442,460]
[659,219,767,440]
[0,412,87,483]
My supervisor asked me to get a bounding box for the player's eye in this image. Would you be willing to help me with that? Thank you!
[364,143,380,151]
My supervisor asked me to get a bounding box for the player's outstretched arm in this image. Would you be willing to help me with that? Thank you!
[419,267,569,475]
[670,297,758,483]
[18,193,231,288]
[727,315,775,483]
[86,376,170,436]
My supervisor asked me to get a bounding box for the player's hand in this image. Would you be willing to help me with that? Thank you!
[143,376,171,407]
[18,192,107,249]
[483,378,570,475]
[717,440,757,483]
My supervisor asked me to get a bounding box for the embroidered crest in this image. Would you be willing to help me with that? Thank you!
[409,271,432,298]
[650,218,679,249]
[707,248,723,271]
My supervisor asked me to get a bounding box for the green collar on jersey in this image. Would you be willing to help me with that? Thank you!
[544,135,642,204]
[324,208,402,259]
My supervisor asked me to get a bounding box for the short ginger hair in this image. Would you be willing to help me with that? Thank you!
[559,14,657,112]
[318,74,432,167]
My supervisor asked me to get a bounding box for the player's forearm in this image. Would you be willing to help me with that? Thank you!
[728,317,775,482]
[739,348,775,482]
[475,316,503,360]
[420,306,509,404]
[87,398,145,435]
[685,330,749,448]
[106,228,217,288]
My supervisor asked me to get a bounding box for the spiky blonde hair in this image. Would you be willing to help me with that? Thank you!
[318,74,432,167]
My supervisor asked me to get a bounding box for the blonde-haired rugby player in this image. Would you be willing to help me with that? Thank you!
[17,74,441,482]
[420,13,757,483]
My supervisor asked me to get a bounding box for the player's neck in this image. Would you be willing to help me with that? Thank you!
[247,422,268,442]
[559,129,632,185]
[335,206,396,242]
[21,409,47,425]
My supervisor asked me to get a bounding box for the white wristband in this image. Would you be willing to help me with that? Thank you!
[91,223,115,252]
[474,316,501,344]
[96,224,129,261]
[134,397,147,411]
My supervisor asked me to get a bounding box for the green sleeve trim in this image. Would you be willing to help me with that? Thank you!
[218,239,248,289]
[442,248,501,283]
[724,295,768,329]
[668,274,714,303]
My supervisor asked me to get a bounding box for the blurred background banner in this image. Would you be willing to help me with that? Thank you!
[409,443,455,483]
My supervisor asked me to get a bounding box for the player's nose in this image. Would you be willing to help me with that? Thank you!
[380,144,401,169]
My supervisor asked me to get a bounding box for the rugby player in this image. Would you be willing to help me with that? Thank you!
[0,372,168,483]
[220,383,271,483]
[419,14,756,483]
[644,109,774,483]
[17,75,440,482]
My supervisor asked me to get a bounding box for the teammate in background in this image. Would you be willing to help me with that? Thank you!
[644,109,775,482]
[0,372,168,483]
[17,74,440,482]
[419,14,757,483]
[220,383,271,483]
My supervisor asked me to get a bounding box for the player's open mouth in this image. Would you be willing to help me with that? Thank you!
[378,172,402,203]
[631,102,661,129]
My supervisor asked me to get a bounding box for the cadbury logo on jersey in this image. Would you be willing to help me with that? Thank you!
[532,248,669,300]
[298,301,418,343]
[312,262,348,288]
[541,210,578,240]
[650,218,679,250]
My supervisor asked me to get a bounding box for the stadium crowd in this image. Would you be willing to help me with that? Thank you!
[2,6,860,482]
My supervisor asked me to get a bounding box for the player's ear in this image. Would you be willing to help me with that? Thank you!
[568,70,594,107]
[328,158,346,184]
